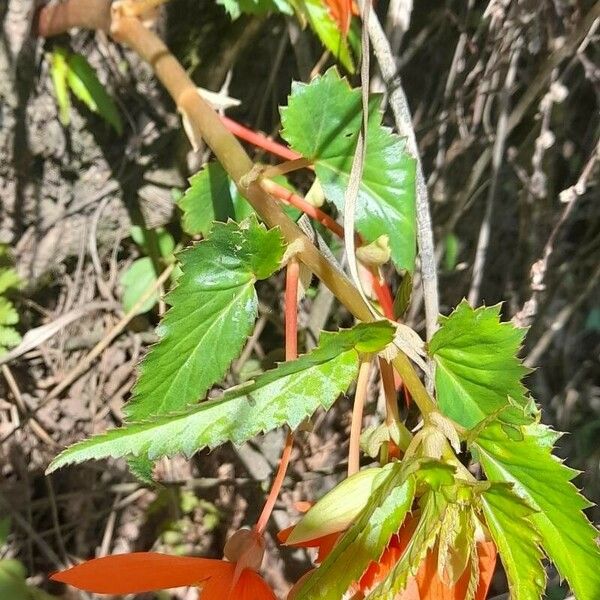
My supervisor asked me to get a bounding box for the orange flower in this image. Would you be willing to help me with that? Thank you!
[51,529,276,599]
[278,525,340,564]
[324,0,358,36]
[282,515,497,600]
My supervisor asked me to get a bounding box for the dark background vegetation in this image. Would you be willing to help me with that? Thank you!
[0,0,598,598]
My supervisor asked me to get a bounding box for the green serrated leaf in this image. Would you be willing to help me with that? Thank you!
[47,322,394,472]
[0,269,20,295]
[0,296,21,355]
[367,491,447,599]
[0,327,21,354]
[294,0,355,72]
[0,560,29,600]
[286,467,385,545]
[296,463,415,600]
[281,68,416,271]
[428,301,534,428]
[0,298,18,326]
[66,53,122,134]
[481,483,546,600]
[124,218,285,421]
[475,422,600,600]
[50,48,71,126]
[126,455,156,486]
[120,257,159,315]
[177,162,254,236]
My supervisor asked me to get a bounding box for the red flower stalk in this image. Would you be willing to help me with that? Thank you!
[51,529,276,599]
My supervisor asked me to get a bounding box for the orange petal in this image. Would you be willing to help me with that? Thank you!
[324,0,353,35]
[415,541,497,600]
[278,525,294,545]
[233,569,277,600]
[315,532,341,563]
[359,534,404,592]
[198,562,236,598]
[294,501,313,513]
[279,525,341,562]
[50,552,232,594]
[474,541,497,600]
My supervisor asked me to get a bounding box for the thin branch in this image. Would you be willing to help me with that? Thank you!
[468,43,521,305]
[525,262,600,368]
[348,357,372,476]
[366,10,439,339]
[255,259,299,534]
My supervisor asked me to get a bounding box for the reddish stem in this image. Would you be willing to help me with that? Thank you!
[255,259,300,535]
[370,272,395,320]
[221,116,301,162]
[262,179,345,239]
[263,179,400,330]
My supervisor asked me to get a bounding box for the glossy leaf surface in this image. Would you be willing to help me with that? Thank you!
[429,301,533,428]
[481,484,546,600]
[125,218,285,421]
[281,68,416,271]
[47,322,395,472]
[475,422,600,600]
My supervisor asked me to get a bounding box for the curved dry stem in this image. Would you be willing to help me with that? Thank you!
[36,1,437,419]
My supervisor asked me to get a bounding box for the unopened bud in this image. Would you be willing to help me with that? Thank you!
[356,235,391,267]
[223,528,265,571]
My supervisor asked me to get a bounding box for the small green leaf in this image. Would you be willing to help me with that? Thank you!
[177,162,254,236]
[126,455,156,486]
[130,226,175,259]
[475,422,600,600]
[295,463,415,600]
[0,269,20,295]
[217,0,292,19]
[481,483,546,600]
[286,467,385,545]
[125,218,286,421]
[281,68,417,271]
[66,53,122,134]
[443,233,460,271]
[0,298,21,355]
[0,327,22,355]
[50,48,71,126]
[0,560,29,600]
[428,301,534,428]
[393,272,412,319]
[367,491,448,599]
[47,322,394,472]
[0,298,18,326]
[294,0,355,72]
[120,257,159,315]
